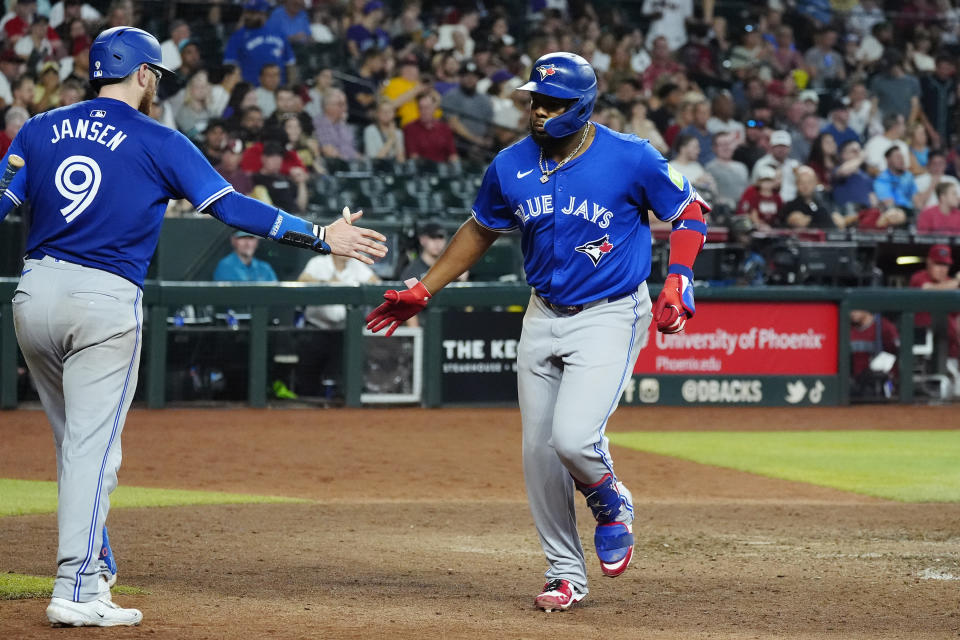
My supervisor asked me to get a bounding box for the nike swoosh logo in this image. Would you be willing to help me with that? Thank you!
[20,268,31,276]
[517,169,534,179]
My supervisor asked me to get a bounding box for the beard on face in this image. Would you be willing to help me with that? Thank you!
[244,15,265,29]
[139,81,155,115]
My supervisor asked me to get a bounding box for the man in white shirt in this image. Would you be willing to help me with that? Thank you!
[159,20,190,73]
[298,254,379,329]
[914,151,960,209]
[643,0,694,51]
[863,113,909,174]
[751,130,800,202]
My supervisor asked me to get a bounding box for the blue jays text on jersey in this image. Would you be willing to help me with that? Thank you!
[1,96,234,287]
[471,123,699,307]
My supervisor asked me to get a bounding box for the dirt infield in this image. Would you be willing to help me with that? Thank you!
[2,405,960,639]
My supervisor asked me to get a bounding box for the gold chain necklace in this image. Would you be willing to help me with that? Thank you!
[538,123,591,184]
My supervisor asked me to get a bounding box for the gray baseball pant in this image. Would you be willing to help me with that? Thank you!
[13,256,142,603]
[517,283,652,590]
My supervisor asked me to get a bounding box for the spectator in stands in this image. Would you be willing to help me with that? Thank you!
[210,64,242,119]
[298,254,380,330]
[643,0,694,51]
[917,182,960,234]
[255,63,281,119]
[346,0,390,59]
[364,98,405,162]
[832,139,875,210]
[907,122,930,174]
[734,116,769,172]
[15,15,62,67]
[432,52,460,96]
[869,50,921,121]
[313,87,360,161]
[281,115,322,174]
[846,81,879,140]
[175,70,219,140]
[910,244,960,361]
[342,48,384,127]
[822,100,860,149]
[223,0,297,86]
[213,230,278,282]
[737,165,782,230]
[804,27,845,91]
[434,9,478,62]
[856,21,891,69]
[728,23,770,76]
[251,141,309,213]
[160,20,190,73]
[201,119,229,164]
[770,25,804,77]
[792,113,822,165]
[33,61,61,112]
[864,113,909,174]
[4,0,40,44]
[404,91,456,163]
[59,76,83,106]
[625,100,668,154]
[265,85,314,136]
[0,105,27,157]
[10,72,36,115]
[781,165,845,229]
[647,81,682,135]
[442,61,493,159]
[847,0,886,38]
[267,0,312,44]
[235,105,265,143]
[222,81,256,123]
[705,132,749,209]
[849,309,899,399]
[670,133,717,195]
[382,55,429,128]
[677,99,714,164]
[920,54,957,150]
[753,130,799,201]
[642,36,682,93]
[0,49,25,108]
[304,67,333,120]
[50,0,100,33]
[873,147,919,214]
[215,138,254,195]
[705,91,745,147]
[915,151,960,208]
[399,221,465,282]
[807,132,839,187]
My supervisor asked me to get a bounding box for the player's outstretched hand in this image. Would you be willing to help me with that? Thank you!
[365,278,432,337]
[325,210,388,265]
[653,273,695,334]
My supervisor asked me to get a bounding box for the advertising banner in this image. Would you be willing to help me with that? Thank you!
[441,310,524,403]
[634,302,839,376]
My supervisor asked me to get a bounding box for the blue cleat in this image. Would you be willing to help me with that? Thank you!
[99,526,117,588]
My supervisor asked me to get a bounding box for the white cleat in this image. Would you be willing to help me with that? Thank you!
[46,596,142,627]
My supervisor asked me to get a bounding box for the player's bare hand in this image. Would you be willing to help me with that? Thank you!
[325,210,388,264]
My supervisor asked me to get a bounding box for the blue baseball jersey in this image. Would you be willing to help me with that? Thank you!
[2,97,233,287]
[472,123,699,306]
[223,25,296,86]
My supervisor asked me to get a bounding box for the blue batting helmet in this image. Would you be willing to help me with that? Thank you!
[89,26,171,82]
[517,52,597,138]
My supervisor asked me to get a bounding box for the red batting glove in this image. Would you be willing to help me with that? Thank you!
[653,273,695,334]
[365,278,432,337]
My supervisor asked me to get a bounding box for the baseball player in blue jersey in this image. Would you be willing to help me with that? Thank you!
[366,52,708,611]
[3,27,385,627]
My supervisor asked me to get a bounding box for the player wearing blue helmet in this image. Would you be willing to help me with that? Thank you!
[367,51,709,611]
[3,26,386,627]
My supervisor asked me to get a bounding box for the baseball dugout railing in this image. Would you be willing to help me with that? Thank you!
[1,280,958,409]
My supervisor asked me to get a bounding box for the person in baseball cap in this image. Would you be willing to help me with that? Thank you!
[928,244,954,266]
[770,130,792,148]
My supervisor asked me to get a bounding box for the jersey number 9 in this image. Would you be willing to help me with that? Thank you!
[55,155,102,223]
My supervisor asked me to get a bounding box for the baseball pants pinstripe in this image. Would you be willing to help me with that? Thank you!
[13,256,142,603]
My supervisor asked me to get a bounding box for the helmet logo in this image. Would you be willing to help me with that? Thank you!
[536,64,557,80]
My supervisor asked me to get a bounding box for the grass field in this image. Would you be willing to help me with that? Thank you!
[0,478,308,517]
[610,430,960,502]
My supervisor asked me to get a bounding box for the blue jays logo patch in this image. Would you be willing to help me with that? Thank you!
[575,234,614,267]
[536,64,557,81]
